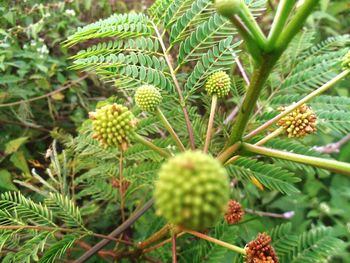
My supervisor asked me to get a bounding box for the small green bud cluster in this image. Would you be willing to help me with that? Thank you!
[277,104,317,138]
[342,50,350,70]
[135,85,162,112]
[89,103,137,149]
[154,151,230,231]
[205,71,231,98]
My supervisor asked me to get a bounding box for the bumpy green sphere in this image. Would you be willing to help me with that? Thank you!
[342,50,350,70]
[154,151,230,231]
[89,103,136,148]
[205,71,231,98]
[135,85,162,112]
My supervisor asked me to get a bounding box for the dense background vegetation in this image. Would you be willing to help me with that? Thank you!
[1,0,350,262]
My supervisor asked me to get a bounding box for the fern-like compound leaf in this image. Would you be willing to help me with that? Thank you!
[228,157,300,195]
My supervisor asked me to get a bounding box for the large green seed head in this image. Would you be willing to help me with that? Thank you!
[89,103,136,148]
[154,151,230,231]
[342,50,350,70]
[205,71,231,98]
[135,85,162,112]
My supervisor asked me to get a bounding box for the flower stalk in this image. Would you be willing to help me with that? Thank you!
[156,107,186,152]
[267,0,297,49]
[134,134,172,158]
[184,229,246,255]
[242,143,350,176]
[244,69,350,140]
[204,95,218,153]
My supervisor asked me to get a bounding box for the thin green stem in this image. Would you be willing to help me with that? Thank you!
[254,127,284,146]
[227,15,263,63]
[267,0,297,49]
[225,127,284,165]
[0,225,132,245]
[244,69,350,140]
[151,21,196,150]
[238,2,267,50]
[204,95,218,153]
[275,0,320,53]
[242,143,350,176]
[184,229,246,255]
[138,225,171,249]
[216,141,241,164]
[156,108,186,152]
[134,134,172,158]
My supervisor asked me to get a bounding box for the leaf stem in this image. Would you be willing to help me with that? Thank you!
[267,0,297,49]
[244,69,350,140]
[151,21,196,150]
[156,108,186,152]
[216,141,241,164]
[242,143,350,176]
[225,127,284,165]
[274,0,320,52]
[134,134,172,158]
[0,225,132,245]
[238,2,267,50]
[138,224,171,249]
[227,15,262,63]
[184,229,246,255]
[204,95,218,153]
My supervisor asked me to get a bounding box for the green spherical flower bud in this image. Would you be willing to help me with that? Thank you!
[342,50,350,70]
[89,103,137,149]
[215,0,242,17]
[154,151,230,231]
[135,85,162,112]
[205,71,231,98]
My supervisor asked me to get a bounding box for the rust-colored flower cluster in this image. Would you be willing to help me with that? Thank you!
[224,200,244,224]
[277,104,317,138]
[245,233,279,263]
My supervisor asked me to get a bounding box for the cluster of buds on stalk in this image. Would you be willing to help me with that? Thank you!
[205,71,231,98]
[277,104,317,138]
[245,233,279,263]
[224,200,244,224]
[134,85,162,112]
[89,103,137,150]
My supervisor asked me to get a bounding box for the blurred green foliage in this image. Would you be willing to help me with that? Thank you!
[0,0,145,191]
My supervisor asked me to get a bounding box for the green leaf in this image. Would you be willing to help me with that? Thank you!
[0,170,18,192]
[5,137,28,155]
[9,151,30,176]
[228,157,301,195]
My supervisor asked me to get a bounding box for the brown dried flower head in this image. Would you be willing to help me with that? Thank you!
[224,200,244,224]
[245,233,279,263]
[277,104,317,138]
